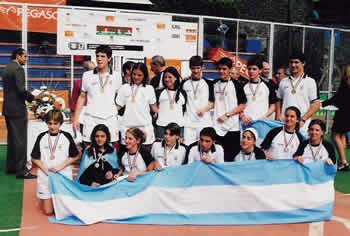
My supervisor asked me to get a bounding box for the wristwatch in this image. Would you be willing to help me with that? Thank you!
[225,113,231,118]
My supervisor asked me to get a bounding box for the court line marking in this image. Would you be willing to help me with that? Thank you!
[332,216,350,231]
[0,226,38,232]
[309,221,324,236]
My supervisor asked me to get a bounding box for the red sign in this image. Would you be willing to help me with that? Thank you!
[208,48,249,79]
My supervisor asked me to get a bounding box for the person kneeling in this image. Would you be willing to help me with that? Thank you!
[184,127,224,164]
[234,128,266,161]
[119,128,161,182]
[76,124,121,187]
[31,110,80,215]
[293,119,336,165]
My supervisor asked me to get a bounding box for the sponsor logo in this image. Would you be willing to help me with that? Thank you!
[157,23,166,29]
[64,31,74,37]
[172,34,180,39]
[185,34,196,42]
[105,16,115,22]
[68,42,85,50]
[0,6,57,20]
[96,25,132,36]
[185,29,197,34]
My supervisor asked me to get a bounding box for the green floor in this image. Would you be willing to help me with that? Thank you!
[0,138,349,234]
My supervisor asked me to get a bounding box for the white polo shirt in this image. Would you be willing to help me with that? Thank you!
[116,83,156,127]
[213,79,247,136]
[182,78,214,128]
[243,79,277,121]
[119,147,155,176]
[81,68,122,119]
[185,141,224,164]
[277,74,319,119]
[151,140,187,167]
[156,88,186,127]
[260,126,304,159]
[293,140,336,164]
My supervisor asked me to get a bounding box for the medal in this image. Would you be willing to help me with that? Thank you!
[289,73,304,95]
[174,157,178,161]
[194,95,198,100]
[131,96,136,103]
[219,81,228,102]
[98,72,109,93]
[93,148,104,170]
[95,163,100,168]
[127,149,139,172]
[249,79,261,102]
[131,84,139,104]
[284,147,288,152]
[48,133,61,161]
[309,141,323,161]
[291,89,296,94]
[100,87,104,93]
[170,104,174,110]
[191,79,200,101]
[167,89,176,111]
[283,127,296,153]
[220,95,224,101]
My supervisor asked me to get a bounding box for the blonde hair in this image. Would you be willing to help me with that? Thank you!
[45,110,63,124]
[126,128,146,145]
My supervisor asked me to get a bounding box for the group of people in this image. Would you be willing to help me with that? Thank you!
[2,45,348,216]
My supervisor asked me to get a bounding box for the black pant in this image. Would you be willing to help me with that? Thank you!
[5,116,28,176]
[216,131,241,162]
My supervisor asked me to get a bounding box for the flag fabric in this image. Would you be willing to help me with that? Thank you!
[49,160,336,225]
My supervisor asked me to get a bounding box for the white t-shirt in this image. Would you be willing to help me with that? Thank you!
[213,79,247,136]
[293,140,336,164]
[151,140,187,167]
[182,78,214,128]
[185,141,224,164]
[243,79,277,121]
[120,147,155,176]
[260,126,304,159]
[116,83,156,127]
[81,69,122,119]
[156,88,186,127]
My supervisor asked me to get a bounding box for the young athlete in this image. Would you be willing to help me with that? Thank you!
[234,128,266,161]
[240,56,277,126]
[151,123,187,168]
[261,106,304,160]
[119,128,161,182]
[73,45,122,146]
[116,62,158,148]
[213,57,247,161]
[184,127,224,164]
[31,110,80,215]
[182,56,214,145]
[293,119,336,165]
[76,124,120,187]
[276,52,320,136]
[155,67,186,139]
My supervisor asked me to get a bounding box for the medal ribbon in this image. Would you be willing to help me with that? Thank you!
[289,73,304,92]
[98,73,109,90]
[167,89,177,106]
[199,147,210,161]
[309,141,323,161]
[219,81,229,97]
[93,148,105,170]
[163,143,176,166]
[131,84,139,100]
[48,133,61,158]
[283,127,295,150]
[127,149,139,172]
[240,151,253,161]
[248,79,261,98]
[191,80,200,98]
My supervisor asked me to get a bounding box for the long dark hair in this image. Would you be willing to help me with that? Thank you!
[86,124,114,157]
[131,62,149,87]
[285,106,301,131]
[162,66,184,103]
[308,119,326,138]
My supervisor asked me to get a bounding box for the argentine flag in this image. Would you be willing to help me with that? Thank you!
[49,160,336,225]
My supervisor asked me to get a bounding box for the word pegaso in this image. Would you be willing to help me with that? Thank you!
[0,6,57,20]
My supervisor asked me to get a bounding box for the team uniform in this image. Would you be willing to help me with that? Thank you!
[213,79,247,162]
[31,130,79,199]
[150,71,165,90]
[119,146,155,176]
[260,126,304,159]
[151,140,187,168]
[234,145,266,162]
[155,88,187,138]
[184,141,224,164]
[293,140,336,164]
[116,83,157,145]
[181,78,214,145]
[76,147,119,186]
[242,79,277,121]
[277,74,319,135]
[81,68,122,142]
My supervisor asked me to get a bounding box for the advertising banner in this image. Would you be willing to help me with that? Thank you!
[57,9,198,59]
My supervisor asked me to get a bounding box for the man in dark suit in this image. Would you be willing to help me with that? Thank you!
[149,55,166,90]
[2,48,37,179]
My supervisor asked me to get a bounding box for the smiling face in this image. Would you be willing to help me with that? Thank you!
[289,59,304,76]
[96,52,111,72]
[164,72,177,89]
[132,69,144,86]
[241,131,255,152]
[308,124,324,144]
[262,62,270,78]
[95,130,107,148]
[47,119,61,134]
[284,109,299,130]
[200,135,214,153]
[248,65,261,81]
[217,64,230,80]
[125,132,140,152]
[190,65,203,79]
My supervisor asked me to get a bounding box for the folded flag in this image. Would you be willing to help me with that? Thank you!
[49,160,336,225]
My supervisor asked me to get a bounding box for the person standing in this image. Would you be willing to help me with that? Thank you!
[149,55,167,90]
[2,48,37,178]
[276,52,320,136]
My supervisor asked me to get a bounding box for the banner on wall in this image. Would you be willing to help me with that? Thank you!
[57,9,198,59]
[208,48,249,79]
[0,0,66,33]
